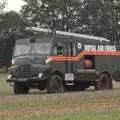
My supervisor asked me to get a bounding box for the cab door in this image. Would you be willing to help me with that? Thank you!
[51,41,66,74]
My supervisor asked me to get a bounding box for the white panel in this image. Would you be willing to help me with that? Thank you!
[65,73,74,81]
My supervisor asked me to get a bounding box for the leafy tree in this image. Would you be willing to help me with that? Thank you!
[2,11,25,32]
[77,0,112,37]
[21,0,120,42]
[0,11,25,68]
[74,0,120,42]
[22,0,83,32]
[0,0,6,32]
[0,0,6,13]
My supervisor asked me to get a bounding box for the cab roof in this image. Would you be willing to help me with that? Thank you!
[16,27,110,44]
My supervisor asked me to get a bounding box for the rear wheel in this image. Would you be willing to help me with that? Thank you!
[14,82,29,94]
[47,75,64,93]
[95,73,113,90]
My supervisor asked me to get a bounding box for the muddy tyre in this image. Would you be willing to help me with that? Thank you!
[95,73,113,90]
[47,75,64,93]
[14,83,29,94]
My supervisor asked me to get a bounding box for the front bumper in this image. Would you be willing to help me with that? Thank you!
[6,77,48,89]
[6,77,41,82]
[6,74,49,83]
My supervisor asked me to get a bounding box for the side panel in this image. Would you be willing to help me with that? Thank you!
[51,61,66,75]
[72,40,85,81]
[95,55,120,81]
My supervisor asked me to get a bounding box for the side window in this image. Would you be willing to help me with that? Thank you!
[73,44,76,56]
[51,45,64,56]
[67,42,76,56]
[57,46,64,56]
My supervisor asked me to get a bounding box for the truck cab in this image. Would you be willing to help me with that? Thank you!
[7,37,55,94]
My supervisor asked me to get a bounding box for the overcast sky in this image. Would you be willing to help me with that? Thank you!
[5,0,26,12]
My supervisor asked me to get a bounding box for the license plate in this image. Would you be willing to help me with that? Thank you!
[65,73,74,81]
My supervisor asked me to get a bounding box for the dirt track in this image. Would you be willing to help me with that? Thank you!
[0,88,120,104]
[0,80,120,99]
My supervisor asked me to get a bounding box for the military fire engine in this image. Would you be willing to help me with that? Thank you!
[6,27,120,94]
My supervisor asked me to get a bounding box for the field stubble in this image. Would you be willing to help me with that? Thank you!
[0,73,120,120]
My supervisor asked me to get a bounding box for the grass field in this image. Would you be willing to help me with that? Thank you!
[0,73,120,120]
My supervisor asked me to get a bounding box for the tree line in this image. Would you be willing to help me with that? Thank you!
[0,0,120,68]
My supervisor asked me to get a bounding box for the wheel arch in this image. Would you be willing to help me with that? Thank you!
[50,71,64,80]
[101,71,113,80]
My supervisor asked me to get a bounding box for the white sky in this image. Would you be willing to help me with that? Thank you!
[5,0,26,12]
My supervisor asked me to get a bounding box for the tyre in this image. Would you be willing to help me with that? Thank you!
[47,75,64,93]
[14,83,29,94]
[95,73,113,90]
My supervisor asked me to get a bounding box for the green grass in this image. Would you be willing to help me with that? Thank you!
[0,72,120,120]
[2,110,120,120]
[0,72,12,95]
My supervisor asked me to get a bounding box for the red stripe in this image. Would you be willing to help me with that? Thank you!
[51,51,120,61]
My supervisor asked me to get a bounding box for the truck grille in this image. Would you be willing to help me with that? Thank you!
[16,65,32,78]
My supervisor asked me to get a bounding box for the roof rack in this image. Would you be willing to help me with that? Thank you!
[25,27,110,42]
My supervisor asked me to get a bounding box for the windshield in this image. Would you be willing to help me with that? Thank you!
[14,44,30,57]
[14,42,51,57]
[31,43,51,55]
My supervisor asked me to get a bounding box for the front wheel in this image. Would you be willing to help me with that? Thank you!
[47,75,64,93]
[95,73,113,90]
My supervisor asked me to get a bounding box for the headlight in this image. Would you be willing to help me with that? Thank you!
[12,59,16,65]
[45,57,52,64]
[8,74,12,79]
[38,73,43,78]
